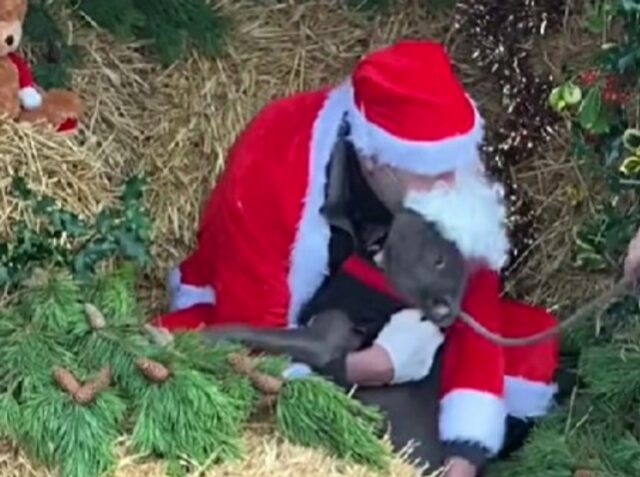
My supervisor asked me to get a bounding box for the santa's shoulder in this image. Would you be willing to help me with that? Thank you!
[239,87,333,138]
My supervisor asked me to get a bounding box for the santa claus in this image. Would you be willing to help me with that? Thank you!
[151,40,560,477]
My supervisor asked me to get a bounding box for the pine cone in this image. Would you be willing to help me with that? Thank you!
[135,357,171,382]
[251,373,283,395]
[74,383,99,405]
[227,353,255,375]
[93,366,112,391]
[84,303,107,330]
[143,324,174,347]
[53,366,81,395]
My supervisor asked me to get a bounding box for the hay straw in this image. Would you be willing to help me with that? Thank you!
[0,428,435,477]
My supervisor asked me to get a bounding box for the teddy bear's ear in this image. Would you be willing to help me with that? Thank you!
[0,0,27,23]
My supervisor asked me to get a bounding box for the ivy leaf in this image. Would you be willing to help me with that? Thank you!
[115,231,148,264]
[10,177,33,201]
[32,197,57,217]
[59,212,87,238]
[121,175,147,204]
[95,209,118,235]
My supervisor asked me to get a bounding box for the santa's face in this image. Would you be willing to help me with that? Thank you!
[357,156,454,212]
[401,169,510,271]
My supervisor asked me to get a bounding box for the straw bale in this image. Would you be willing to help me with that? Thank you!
[0,427,434,477]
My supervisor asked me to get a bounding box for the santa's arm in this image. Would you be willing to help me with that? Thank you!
[438,267,506,467]
[7,53,42,110]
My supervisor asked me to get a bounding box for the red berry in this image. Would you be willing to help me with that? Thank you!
[579,69,600,86]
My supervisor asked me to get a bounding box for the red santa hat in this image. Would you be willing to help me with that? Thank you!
[345,40,485,176]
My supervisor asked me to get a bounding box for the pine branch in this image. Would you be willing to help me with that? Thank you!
[18,382,126,477]
[490,413,575,477]
[129,361,244,467]
[18,269,85,333]
[169,333,260,423]
[579,344,640,408]
[276,377,391,471]
[226,352,392,471]
[84,263,143,326]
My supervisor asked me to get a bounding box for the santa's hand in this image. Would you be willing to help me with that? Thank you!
[374,308,445,384]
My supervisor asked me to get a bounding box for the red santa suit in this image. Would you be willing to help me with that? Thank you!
[152,40,560,458]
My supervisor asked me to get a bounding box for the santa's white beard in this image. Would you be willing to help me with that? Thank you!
[402,171,510,271]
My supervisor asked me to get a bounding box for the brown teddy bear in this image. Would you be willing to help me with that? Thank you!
[0,0,83,134]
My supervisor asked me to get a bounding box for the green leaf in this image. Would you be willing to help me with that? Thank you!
[121,175,147,203]
[115,232,148,263]
[578,85,604,131]
[11,177,33,201]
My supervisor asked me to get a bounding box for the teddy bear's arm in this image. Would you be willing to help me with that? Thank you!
[7,52,42,110]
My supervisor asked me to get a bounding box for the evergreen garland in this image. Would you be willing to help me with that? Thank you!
[0,264,393,476]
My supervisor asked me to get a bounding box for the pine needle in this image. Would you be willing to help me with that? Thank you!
[276,376,391,471]
[170,333,260,423]
[579,345,640,407]
[129,363,244,468]
[75,330,151,397]
[19,270,85,333]
[18,383,126,477]
[85,263,142,326]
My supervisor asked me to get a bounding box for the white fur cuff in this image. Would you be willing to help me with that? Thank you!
[19,87,42,110]
[282,363,314,380]
[439,389,507,455]
[167,267,216,311]
[505,376,558,419]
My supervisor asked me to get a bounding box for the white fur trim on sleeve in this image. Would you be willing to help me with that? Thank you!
[19,87,42,110]
[344,80,485,175]
[168,267,216,312]
[439,389,507,455]
[505,376,558,419]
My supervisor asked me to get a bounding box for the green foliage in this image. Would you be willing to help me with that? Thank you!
[171,334,260,424]
[276,376,391,471]
[129,364,244,467]
[0,266,391,476]
[495,4,640,476]
[75,0,229,66]
[24,0,82,89]
[18,384,126,477]
[0,175,151,290]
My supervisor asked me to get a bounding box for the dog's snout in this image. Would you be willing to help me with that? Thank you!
[5,35,14,47]
[431,297,452,318]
